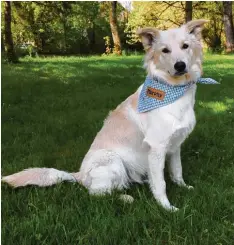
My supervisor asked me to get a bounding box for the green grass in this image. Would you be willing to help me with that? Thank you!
[2,54,234,245]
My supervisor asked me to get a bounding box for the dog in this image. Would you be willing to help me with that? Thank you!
[2,19,209,211]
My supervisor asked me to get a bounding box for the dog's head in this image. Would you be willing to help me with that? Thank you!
[137,20,208,85]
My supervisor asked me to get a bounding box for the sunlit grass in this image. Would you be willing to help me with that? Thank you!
[199,100,233,113]
[2,54,234,245]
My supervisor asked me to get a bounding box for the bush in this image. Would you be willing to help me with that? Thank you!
[15,44,38,57]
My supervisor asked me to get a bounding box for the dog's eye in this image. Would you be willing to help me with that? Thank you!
[182,44,189,49]
[162,48,170,53]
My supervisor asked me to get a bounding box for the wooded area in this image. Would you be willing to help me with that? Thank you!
[1,1,234,62]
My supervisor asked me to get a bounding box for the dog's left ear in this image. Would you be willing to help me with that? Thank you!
[185,19,209,40]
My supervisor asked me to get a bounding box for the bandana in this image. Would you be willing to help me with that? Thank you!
[138,76,219,113]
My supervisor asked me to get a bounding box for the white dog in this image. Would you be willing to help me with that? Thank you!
[2,20,210,211]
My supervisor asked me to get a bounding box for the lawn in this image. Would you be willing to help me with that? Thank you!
[2,54,234,245]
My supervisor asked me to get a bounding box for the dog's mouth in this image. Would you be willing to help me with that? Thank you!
[174,70,187,76]
[167,70,188,77]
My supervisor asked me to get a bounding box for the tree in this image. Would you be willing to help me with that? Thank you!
[2,1,231,55]
[50,2,72,53]
[109,1,122,55]
[10,1,105,55]
[185,1,192,22]
[4,1,18,63]
[126,1,227,52]
[223,1,234,53]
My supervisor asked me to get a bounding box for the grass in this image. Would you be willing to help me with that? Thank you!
[2,54,234,245]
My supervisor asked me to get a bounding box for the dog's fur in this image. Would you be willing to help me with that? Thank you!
[2,20,208,211]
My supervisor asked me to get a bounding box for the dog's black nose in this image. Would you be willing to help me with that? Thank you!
[174,61,186,72]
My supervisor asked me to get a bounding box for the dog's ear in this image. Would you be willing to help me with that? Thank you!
[136,27,159,51]
[185,19,209,40]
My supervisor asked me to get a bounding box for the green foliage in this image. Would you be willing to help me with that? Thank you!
[126,1,233,52]
[15,44,38,57]
[1,1,233,54]
[2,54,234,244]
[194,2,224,52]
[126,2,185,44]
[103,36,112,55]
[8,2,113,55]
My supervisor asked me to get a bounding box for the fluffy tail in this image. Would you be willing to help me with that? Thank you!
[2,168,81,188]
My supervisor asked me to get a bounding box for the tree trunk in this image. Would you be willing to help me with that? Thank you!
[63,20,67,53]
[223,1,234,53]
[88,23,96,53]
[4,1,18,63]
[185,1,193,22]
[1,35,5,52]
[62,2,68,53]
[109,1,122,55]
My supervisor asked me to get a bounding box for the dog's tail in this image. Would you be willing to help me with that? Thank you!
[2,168,81,188]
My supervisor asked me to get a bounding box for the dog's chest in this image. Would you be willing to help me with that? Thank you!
[167,105,196,153]
[166,87,196,152]
[144,85,196,153]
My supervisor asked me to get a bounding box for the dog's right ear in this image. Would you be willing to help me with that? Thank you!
[136,28,159,51]
[185,19,209,40]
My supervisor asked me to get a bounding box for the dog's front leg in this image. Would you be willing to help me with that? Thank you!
[148,147,178,211]
[168,147,193,189]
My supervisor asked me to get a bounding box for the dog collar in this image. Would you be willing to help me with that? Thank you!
[138,76,219,113]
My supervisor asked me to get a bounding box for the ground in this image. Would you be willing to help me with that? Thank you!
[2,54,234,245]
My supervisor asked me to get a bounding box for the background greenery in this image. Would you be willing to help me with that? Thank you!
[1,1,234,57]
[2,54,234,245]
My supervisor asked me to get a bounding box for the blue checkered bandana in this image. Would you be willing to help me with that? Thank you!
[138,76,219,113]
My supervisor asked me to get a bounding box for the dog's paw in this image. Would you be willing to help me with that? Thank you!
[173,180,194,190]
[185,185,194,190]
[179,183,194,189]
[159,202,179,212]
[167,205,179,212]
